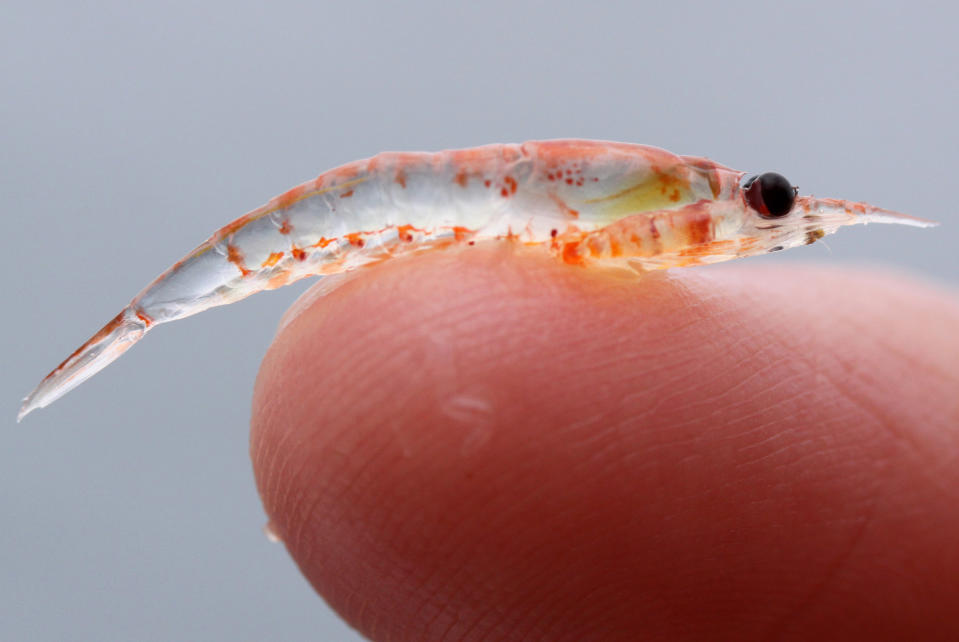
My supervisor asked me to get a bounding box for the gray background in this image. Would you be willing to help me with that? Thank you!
[2,1,956,640]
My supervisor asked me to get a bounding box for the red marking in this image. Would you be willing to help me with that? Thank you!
[135,310,154,327]
[452,226,472,242]
[685,209,713,245]
[561,240,585,265]
[484,179,491,188]
[395,169,407,188]
[262,251,284,268]
[565,178,573,185]
[468,241,475,246]
[226,244,252,277]
[547,172,555,181]
[345,233,365,247]
[311,237,335,249]
[340,189,354,198]
[550,229,558,238]
[278,220,292,234]
[454,170,469,188]
[602,234,622,257]
[650,164,692,202]
[397,224,416,242]
[503,175,517,194]
[648,219,661,241]
[500,187,509,197]
[291,246,307,261]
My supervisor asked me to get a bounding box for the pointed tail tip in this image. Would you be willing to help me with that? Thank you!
[16,308,149,423]
[16,400,34,423]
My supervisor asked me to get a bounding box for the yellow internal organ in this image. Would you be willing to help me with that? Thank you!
[587,171,694,220]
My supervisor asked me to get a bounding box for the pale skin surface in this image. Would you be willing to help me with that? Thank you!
[251,245,959,641]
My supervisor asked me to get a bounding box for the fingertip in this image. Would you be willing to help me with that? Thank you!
[251,249,959,640]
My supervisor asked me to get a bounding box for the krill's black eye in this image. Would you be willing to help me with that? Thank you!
[745,172,796,218]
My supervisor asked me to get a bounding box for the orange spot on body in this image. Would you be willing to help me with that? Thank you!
[395,169,407,188]
[561,240,586,265]
[135,310,154,326]
[397,224,416,242]
[340,189,354,198]
[261,251,284,268]
[669,188,680,202]
[504,175,517,194]
[608,236,622,257]
[346,233,365,247]
[226,244,252,277]
[311,237,335,249]
[278,220,292,235]
[684,210,714,245]
[451,226,472,242]
[656,171,685,196]
[500,187,509,197]
[454,170,469,188]
[291,246,307,261]
[484,179,491,188]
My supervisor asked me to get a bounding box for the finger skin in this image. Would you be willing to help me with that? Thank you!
[251,245,959,641]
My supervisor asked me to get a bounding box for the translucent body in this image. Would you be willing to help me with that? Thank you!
[18,140,934,420]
